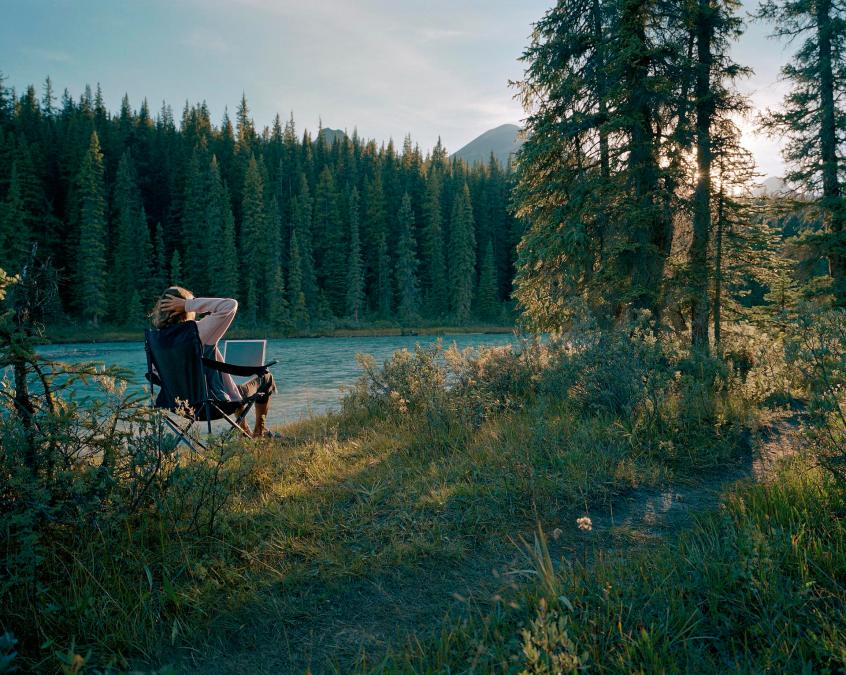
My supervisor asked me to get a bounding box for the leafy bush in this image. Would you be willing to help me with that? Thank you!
[342,318,757,473]
[792,308,846,485]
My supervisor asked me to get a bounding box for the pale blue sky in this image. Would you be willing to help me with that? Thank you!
[2,0,789,177]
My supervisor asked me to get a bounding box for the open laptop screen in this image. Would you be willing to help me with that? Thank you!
[222,339,267,370]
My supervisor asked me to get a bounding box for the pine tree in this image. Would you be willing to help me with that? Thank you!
[512,0,694,327]
[365,173,389,311]
[41,76,56,117]
[240,153,266,323]
[0,161,30,270]
[313,167,345,314]
[448,184,476,322]
[75,131,108,324]
[345,187,365,322]
[207,157,239,298]
[688,0,747,351]
[757,0,846,302]
[291,176,318,310]
[476,238,500,322]
[268,264,290,330]
[170,249,183,286]
[395,192,420,320]
[376,232,392,317]
[236,92,256,149]
[135,208,155,305]
[422,173,448,316]
[4,142,50,262]
[288,229,309,328]
[181,149,211,293]
[127,289,145,328]
[153,221,167,291]
[111,151,147,320]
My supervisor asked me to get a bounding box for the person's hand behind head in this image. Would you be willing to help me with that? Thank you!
[159,296,187,315]
[150,286,194,328]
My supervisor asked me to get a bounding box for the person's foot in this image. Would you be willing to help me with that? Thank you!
[258,430,282,439]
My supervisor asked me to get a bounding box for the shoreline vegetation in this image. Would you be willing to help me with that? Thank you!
[39,322,517,345]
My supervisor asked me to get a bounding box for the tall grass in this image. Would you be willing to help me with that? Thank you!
[373,460,846,673]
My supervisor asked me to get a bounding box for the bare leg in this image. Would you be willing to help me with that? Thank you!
[253,399,270,436]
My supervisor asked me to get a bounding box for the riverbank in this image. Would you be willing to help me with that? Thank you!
[39,322,516,344]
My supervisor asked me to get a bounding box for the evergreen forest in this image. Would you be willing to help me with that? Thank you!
[0,79,519,331]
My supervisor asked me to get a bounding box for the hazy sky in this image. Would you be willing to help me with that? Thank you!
[2,0,791,177]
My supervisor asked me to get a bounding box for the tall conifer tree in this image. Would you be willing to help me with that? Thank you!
[376,231,392,317]
[288,229,309,328]
[291,177,318,310]
[240,153,267,323]
[111,151,146,319]
[395,192,420,320]
[207,156,239,298]
[345,187,365,322]
[75,131,108,324]
[0,162,30,270]
[313,167,345,314]
[181,149,211,292]
[422,173,448,316]
[448,184,476,322]
[476,238,500,322]
[758,0,846,301]
[153,222,167,291]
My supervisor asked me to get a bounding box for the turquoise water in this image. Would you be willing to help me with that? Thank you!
[35,333,518,428]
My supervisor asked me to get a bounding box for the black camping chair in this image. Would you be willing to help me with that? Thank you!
[144,321,277,450]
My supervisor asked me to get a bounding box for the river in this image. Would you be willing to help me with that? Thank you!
[35,332,518,428]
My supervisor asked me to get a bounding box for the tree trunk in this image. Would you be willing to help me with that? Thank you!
[713,160,725,351]
[690,0,714,352]
[622,0,665,316]
[816,0,845,298]
[593,0,610,183]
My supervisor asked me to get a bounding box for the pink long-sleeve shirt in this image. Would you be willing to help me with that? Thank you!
[184,297,241,401]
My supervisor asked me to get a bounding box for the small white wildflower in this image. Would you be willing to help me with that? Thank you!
[576,516,593,532]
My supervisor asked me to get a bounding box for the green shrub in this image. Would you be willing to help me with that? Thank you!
[793,308,846,486]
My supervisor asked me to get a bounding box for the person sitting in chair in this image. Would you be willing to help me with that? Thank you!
[151,286,276,437]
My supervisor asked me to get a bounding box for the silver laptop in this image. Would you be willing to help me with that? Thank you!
[222,339,267,384]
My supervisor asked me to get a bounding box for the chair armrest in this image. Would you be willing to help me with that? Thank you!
[202,358,276,377]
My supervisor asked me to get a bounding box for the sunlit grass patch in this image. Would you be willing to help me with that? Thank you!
[374,459,846,673]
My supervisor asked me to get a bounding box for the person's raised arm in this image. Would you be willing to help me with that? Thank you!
[184,297,238,346]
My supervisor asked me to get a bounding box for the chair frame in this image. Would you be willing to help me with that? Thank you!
[144,325,277,451]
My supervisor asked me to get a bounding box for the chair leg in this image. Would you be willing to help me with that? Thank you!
[163,414,207,452]
[211,402,256,440]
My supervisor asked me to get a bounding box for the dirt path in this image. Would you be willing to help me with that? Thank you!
[178,412,803,673]
[582,411,802,542]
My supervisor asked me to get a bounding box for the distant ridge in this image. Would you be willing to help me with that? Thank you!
[452,124,523,167]
[752,176,787,197]
[318,127,347,145]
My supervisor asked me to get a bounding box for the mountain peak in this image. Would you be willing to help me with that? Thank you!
[452,124,523,167]
[318,127,347,146]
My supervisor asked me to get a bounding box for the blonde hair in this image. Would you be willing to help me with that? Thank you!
[150,286,195,329]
